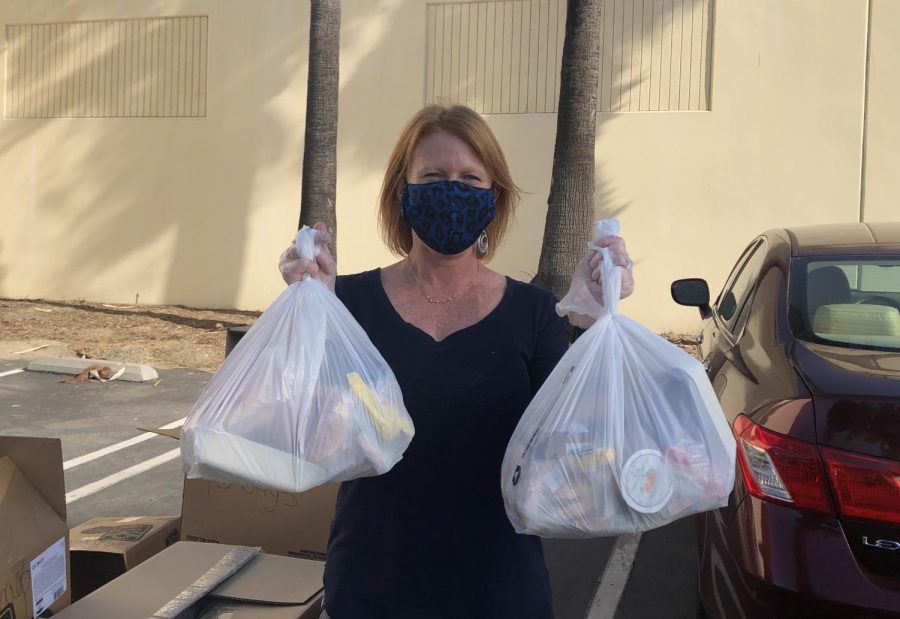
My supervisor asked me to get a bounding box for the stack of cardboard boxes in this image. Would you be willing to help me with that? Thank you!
[1,431,339,619]
[0,437,70,619]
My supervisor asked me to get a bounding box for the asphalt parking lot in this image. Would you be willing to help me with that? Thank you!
[0,358,700,619]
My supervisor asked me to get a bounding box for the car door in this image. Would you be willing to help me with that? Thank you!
[696,237,768,539]
[699,237,768,411]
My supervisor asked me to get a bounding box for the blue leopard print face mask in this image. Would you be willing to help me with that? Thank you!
[401,180,496,255]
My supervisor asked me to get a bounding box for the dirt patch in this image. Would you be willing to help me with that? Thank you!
[0,298,259,372]
[659,331,702,360]
[0,298,701,371]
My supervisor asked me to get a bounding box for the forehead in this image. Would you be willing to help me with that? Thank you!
[412,131,486,170]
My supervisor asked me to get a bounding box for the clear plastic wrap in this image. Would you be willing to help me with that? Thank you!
[502,220,735,537]
[181,227,414,493]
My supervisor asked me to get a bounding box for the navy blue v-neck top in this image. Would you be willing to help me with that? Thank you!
[324,268,568,619]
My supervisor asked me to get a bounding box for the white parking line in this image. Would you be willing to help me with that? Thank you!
[63,417,186,470]
[586,533,642,619]
[0,368,25,378]
[65,447,181,504]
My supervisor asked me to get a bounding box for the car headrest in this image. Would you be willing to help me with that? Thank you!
[807,266,852,320]
[813,303,900,337]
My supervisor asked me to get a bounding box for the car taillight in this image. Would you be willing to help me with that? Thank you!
[733,415,833,514]
[821,447,900,525]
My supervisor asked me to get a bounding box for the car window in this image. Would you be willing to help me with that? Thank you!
[791,257,900,352]
[716,239,767,335]
[715,240,759,307]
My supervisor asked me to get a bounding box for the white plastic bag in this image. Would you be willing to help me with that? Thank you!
[181,227,414,493]
[501,219,735,537]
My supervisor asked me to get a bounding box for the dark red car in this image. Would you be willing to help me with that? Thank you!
[671,222,900,618]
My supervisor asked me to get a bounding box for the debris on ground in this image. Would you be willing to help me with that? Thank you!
[659,331,701,360]
[12,344,49,355]
[59,364,127,383]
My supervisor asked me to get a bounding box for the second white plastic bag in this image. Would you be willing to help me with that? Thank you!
[181,227,414,493]
[501,220,735,537]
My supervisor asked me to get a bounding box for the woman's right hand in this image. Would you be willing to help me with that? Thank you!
[278,222,336,292]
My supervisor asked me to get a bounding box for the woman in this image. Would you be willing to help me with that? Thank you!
[279,105,634,619]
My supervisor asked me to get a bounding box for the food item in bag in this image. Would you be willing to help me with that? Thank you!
[181,227,415,493]
[619,449,673,514]
[501,219,736,537]
[348,372,417,471]
[348,372,415,439]
[185,426,332,491]
[299,389,353,462]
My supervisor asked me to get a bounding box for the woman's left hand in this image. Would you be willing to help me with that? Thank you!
[587,235,635,304]
[562,234,635,330]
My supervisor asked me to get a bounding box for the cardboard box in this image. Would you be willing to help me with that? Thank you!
[54,541,324,618]
[69,515,181,601]
[145,426,338,561]
[182,479,337,561]
[0,436,71,618]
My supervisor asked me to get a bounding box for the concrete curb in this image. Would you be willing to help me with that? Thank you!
[26,357,159,382]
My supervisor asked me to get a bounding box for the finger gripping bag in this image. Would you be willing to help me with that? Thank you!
[501,219,735,537]
[181,227,415,493]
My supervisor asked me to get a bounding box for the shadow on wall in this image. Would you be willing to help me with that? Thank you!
[0,0,698,307]
[0,2,304,308]
[335,0,695,280]
[591,0,706,274]
[157,7,303,307]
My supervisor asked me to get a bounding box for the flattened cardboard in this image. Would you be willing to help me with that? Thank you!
[54,542,324,619]
[211,552,323,604]
[151,545,259,617]
[70,516,181,601]
[146,425,338,561]
[0,437,71,618]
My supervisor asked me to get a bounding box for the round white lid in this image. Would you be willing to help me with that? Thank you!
[619,449,673,514]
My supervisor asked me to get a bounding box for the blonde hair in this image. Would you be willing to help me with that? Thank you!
[377,104,520,261]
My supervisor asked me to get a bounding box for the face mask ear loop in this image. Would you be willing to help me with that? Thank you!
[398,178,409,222]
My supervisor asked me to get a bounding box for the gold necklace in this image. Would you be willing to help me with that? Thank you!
[408,259,481,304]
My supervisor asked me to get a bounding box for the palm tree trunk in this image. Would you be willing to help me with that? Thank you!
[299,0,341,259]
[532,0,602,300]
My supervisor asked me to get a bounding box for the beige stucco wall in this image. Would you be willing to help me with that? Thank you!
[600,0,869,329]
[861,0,900,224]
[0,0,312,312]
[0,0,890,333]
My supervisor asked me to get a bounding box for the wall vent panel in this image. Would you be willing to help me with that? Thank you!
[5,16,208,119]
[425,0,713,114]
[426,0,565,115]
[600,0,713,112]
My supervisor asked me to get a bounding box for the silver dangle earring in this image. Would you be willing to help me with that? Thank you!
[477,231,489,254]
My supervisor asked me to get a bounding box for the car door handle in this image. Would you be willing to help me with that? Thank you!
[697,332,704,344]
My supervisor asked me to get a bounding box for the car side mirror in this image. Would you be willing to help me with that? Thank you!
[671,278,713,319]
